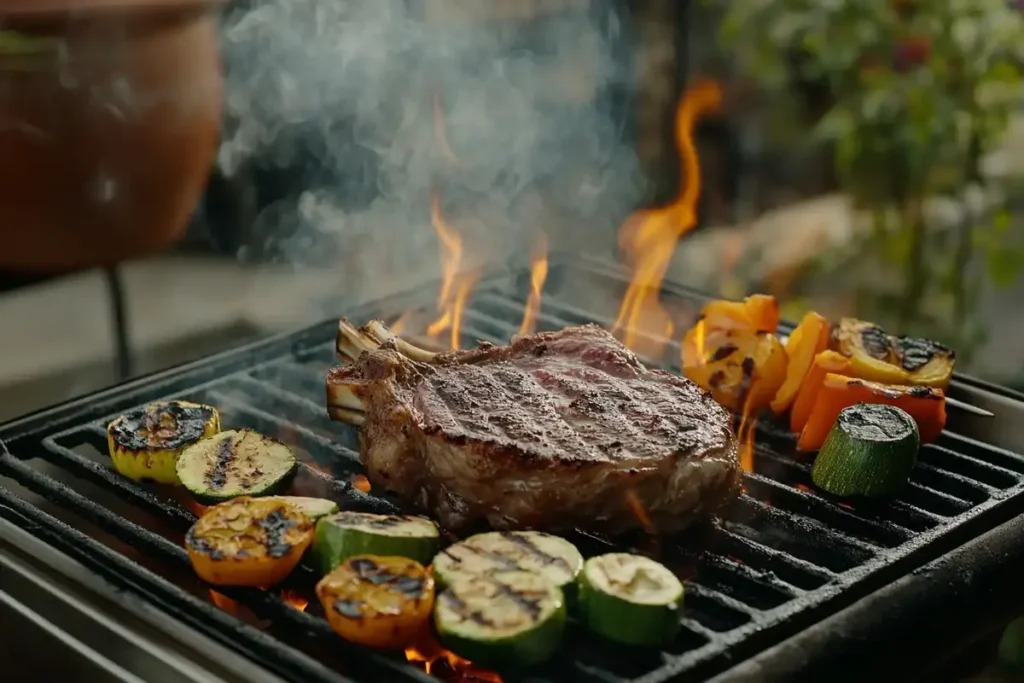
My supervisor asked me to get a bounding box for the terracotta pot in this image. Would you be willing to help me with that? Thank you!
[0,0,225,272]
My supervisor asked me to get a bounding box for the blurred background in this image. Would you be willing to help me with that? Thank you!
[1,1,1023,679]
[1,0,1023,427]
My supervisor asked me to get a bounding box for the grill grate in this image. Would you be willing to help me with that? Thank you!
[3,257,1024,683]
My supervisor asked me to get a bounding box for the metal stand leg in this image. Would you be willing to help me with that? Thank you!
[103,267,133,381]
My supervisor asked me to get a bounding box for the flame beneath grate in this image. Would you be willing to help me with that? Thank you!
[405,633,504,682]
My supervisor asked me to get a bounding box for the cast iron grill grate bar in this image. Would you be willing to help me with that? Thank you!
[2,263,1024,683]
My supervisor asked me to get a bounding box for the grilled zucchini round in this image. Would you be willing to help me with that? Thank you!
[316,555,436,649]
[176,429,297,505]
[434,569,566,668]
[433,531,583,603]
[312,511,441,576]
[185,496,315,587]
[107,400,220,484]
[578,553,684,647]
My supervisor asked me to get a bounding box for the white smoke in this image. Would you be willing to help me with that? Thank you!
[216,0,648,301]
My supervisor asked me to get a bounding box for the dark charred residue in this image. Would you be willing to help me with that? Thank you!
[392,576,427,598]
[185,527,225,560]
[257,508,300,559]
[839,403,915,440]
[109,401,216,451]
[333,599,365,620]
[532,343,548,357]
[332,511,421,531]
[858,324,894,360]
[908,385,941,399]
[709,344,738,362]
[708,371,727,390]
[205,436,237,491]
[894,335,953,371]
[491,579,543,621]
[741,357,756,380]
[499,531,572,572]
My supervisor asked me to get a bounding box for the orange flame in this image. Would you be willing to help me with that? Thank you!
[209,590,240,613]
[389,310,412,336]
[736,391,757,474]
[350,473,371,493]
[405,633,503,682]
[517,233,549,337]
[613,80,722,355]
[281,589,309,612]
[183,498,209,517]
[426,193,478,350]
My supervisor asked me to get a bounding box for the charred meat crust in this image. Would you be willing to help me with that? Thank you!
[327,323,741,535]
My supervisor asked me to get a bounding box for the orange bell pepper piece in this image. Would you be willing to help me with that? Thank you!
[682,326,788,414]
[770,311,830,415]
[789,350,852,433]
[796,373,946,451]
[700,294,780,333]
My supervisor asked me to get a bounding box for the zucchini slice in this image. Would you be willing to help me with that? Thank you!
[578,553,683,647]
[176,429,297,505]
[316,555,435,650]
[312,511,440,575]
[811,402,920,497]
[263,496,338,522]
[107,400,220,485]
[434,569,566,668]
[185,496,314,587]
[433,531,583,602]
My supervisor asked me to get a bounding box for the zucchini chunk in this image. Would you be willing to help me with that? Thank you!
[811,402,920,497]
[107,400,220,485]
[434,569,566,668]
[176,429,297,505]
[312,511,440,575]
[185,496,314,587]
[263,496,338,522]
[433,531,583,601]
[316,555,435,649]
[578,553,683,647]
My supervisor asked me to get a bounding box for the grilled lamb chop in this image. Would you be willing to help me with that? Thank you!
[327,320,741,536]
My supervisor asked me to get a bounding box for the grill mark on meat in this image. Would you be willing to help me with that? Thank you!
[327,323,740,534]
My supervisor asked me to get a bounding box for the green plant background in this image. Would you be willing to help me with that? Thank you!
[715,0,1024,366]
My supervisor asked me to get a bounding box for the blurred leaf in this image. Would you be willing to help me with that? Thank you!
[987,245,1024,289]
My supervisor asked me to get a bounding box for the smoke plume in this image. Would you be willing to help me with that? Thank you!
[216,0,647,303]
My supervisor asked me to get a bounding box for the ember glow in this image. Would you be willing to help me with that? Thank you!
[426,194,478,350]
[405,634,503,682]
[517,233,549,337]
[350,473,371,493]
[280,589,309,612]
[613,80,722,355]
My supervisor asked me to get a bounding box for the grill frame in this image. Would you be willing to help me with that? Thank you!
[3,255,1024,683]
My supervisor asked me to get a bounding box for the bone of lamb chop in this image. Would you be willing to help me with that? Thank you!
[326,319,741,536]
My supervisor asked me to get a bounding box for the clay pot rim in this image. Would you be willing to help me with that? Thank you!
[0,0,227,21]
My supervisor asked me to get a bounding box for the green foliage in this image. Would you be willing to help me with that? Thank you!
[718,0,1024,356]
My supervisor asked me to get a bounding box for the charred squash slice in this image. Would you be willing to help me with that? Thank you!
[186,496,314,587]
[176,430,297,505]
[316,555,435,649]
[796,374,946,451]
[312,512,441,576]
[107,400,220,484]
[770,311,830,415]
[682,327,788,414]
[831,318,955,389]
